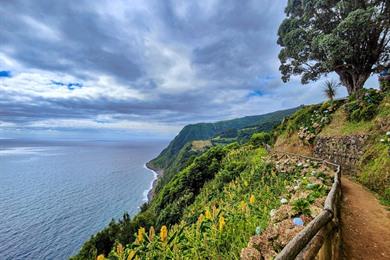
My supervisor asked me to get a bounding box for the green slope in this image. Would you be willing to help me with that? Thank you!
[148,107,299,171]
[73,90,389,259]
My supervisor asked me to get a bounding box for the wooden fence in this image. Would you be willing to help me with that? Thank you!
[274,152,342,260]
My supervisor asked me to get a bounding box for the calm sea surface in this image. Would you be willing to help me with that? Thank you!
[0,139,166,260]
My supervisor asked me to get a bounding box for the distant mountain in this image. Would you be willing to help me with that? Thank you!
[148,107,299,172]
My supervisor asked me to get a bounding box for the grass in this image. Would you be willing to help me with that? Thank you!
[319,109,373,136]
[358,137,390,205]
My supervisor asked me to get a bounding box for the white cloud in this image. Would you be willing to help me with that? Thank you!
[0,70,146,101]
[25,118,180,134]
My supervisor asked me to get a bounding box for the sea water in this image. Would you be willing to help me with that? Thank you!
[0,139,166,260]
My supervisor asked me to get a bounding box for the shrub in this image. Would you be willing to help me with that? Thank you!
[292,198,311,216]
[380,79,390,92]
[249,132,272,146]
[345,88,384,122]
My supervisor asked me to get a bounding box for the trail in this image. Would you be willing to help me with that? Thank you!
[341,177,390,259]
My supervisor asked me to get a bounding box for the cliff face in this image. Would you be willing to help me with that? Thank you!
[314,135,369,172]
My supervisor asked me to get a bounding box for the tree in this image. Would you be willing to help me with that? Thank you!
[278,0,390,95]
[323,80,339,100]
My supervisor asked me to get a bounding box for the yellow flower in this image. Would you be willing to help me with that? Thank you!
[96,254,105,260]
[240,201,247,212]
[149,226,155,241]
[205,209,212,220]
[116,243,124,256]
[197,213,204,224]
[137,227,145,243]
[127,250,136,260]
[249,195,256,204]
[160,225,168,242]
[219,215,225,232]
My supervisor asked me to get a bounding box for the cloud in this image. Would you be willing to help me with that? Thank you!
[0,0,376,139]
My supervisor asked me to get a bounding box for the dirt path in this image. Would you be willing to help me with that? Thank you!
[341,177,390,259]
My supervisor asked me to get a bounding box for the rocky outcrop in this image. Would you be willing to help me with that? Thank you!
[314,135,369,172]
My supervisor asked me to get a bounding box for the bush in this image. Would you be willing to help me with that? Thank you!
[380,79,390,92]
[249,132,272,146]
[292,198,311,216]
[345,88,384,122]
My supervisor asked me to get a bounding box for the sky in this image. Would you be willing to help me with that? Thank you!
[0,0,379,140]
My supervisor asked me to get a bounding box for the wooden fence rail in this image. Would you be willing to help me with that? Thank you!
[273,152,342,260]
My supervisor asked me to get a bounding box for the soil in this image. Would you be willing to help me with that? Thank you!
[341,177,390,259]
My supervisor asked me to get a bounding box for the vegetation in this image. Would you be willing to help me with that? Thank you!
[90,147,335,259]
[148,107,298,193]
[249,132,273,146]
[275,100,342,144]
[345,88,384,122]
[278,0,390,94]
[357,94,390,205]
[323,80,339,101]
[74,90,390,259]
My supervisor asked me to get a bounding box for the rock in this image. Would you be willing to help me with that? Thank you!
[240,247,262,260]
[280,198,288,204]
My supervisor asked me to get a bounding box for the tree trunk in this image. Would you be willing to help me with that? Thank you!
[335,70,371,95]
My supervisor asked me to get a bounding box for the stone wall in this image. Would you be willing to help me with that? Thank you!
[313,135,369,172]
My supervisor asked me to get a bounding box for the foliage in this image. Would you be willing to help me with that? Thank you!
[292,198,311,216]
[75,93,390,259]
[149,108,299,172]
[72,145,231,259]
[275,100,342,144]
[152,141,206,194]
[97,147,300,259]
[323,80,339,100]
[249,132,273,146]
[380,78,390,92]
[278,0,390,94]
[359,134,390,204]
[152,145,229,226]
[345,88,384,122]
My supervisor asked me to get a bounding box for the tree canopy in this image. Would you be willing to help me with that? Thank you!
[278,0,390,95]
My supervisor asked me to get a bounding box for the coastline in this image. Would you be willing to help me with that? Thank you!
[144,162,164,202]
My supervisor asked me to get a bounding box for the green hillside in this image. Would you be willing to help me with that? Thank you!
[148,107,299,171]
[147,107,298,195]
[72,88,389,260]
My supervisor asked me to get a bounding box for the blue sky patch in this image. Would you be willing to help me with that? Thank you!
[0,70,12,78]
[51,80,83,90]
[67,83,82,90]
[248,90,263,97]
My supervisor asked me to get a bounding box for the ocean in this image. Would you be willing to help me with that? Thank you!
[0,139,166,260]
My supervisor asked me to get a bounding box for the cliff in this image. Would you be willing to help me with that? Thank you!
[73,89,389,260]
